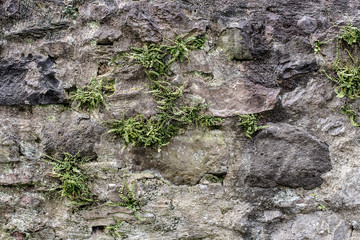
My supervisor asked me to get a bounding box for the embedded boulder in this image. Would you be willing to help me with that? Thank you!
[0,55,64,106]
[241,123,331,190]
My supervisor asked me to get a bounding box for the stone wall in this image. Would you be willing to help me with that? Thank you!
[0,0,359,239]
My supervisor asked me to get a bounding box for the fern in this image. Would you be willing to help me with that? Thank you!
[238,114,268,138]
[42,152,93,204]
[106,34,222,151]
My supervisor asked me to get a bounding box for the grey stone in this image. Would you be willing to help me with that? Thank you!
[40,111,104,158]
[189,78,280,117]
[243,123,331,190]
[135,129,229,185]
[297,16,318,33]
[271,212,351,240]
[0,55,64,105]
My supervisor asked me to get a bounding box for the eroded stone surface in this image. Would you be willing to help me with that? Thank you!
[0,0,359,239]
[239,123,331,190]
[0,55,64,105]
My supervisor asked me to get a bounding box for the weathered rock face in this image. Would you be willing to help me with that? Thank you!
[0,55,64,105]
[0,0,359,239]
[241,123,331,190]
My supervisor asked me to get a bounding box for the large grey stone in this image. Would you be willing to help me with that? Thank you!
[242,123,331,190]
[271,212,351,240]
[40,111,104,158]
[0,55,64,105]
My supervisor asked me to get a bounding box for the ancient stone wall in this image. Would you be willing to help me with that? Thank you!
[0,0,359,239]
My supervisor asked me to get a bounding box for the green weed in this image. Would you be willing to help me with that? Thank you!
[167,34,206,64]
[106,175,143,220]
[70,77,114,112]
[237,114,268,138]
[316,21,360,126]
[42,152,93,204]
[340,105,360,126]
[63,4,78,19]
[106,219,125,239]
[205,174,225,183]
[338,22,360,46]
[322,48,360,99]
[105,35,221,151]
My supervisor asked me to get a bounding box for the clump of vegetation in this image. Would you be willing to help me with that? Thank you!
[204,174,225,183]
[106,103,221,151]
[315,21,360,126]
[324,49,360,99]
[106,175,143,220]
[340,105,360,127]
[237,114,268,138]
[42,152,93,204]
[70,77,114,112]
[106,219,125,239]
[338,22,360,46]
[105,35,222,151]
[313,40,326,54]
[63,4,78,19]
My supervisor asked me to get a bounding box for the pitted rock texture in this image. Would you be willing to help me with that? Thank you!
[0,0,360,240]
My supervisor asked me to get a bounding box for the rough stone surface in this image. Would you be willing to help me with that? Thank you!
[242,123,331,190]
[217,28,253,61]
[0,0,359,239]
[0,55,64,105]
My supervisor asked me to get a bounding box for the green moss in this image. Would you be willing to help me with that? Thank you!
[105,35,221,151]
[237,114,268,138]
[63,4,78,19]
[205,174,225,183]
[42,152,93,205]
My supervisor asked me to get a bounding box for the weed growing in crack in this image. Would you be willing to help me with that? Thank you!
[315,21,360,127]
[338,22,360,46]
[340,105,360,127]
[106,174,143,221]
[63,4,78,19]
[70,77,114,112]
[237,114,268,138]
[105,35,222,151]
[323,49,360,99]
[42,152,93,205]
[106,219,125,239]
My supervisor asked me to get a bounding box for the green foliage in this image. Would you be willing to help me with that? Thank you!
[106,34,222,151]
[205,174,225,183]
[106,175,143,221]
[106,103,222,151]
[317,205,326,211]
[63,4,78,19]
[106,219,125,239]
[313,40,325,54]
[42,152,93,204]
[317,21,360,126]
[338,22,360,46]
[326,49,360,99]
[70,77,114,112]
[237,114,268,138]
[340,105,360,126]
[167,34,206,64]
